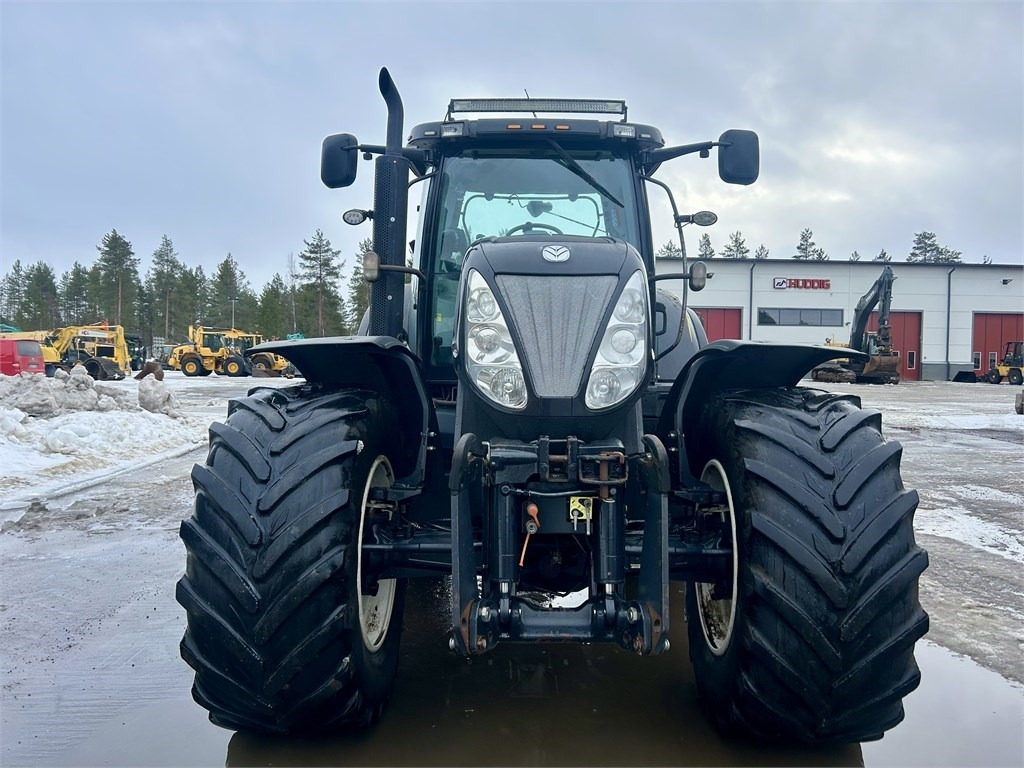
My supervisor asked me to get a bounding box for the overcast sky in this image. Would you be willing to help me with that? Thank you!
[1,1,1021,294]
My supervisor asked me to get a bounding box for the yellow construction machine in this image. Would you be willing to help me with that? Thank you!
[985,341,1023,385]
[165,325,292,377]
[0,323,133,379]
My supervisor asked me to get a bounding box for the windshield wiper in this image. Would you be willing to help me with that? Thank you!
[546,139,624,209]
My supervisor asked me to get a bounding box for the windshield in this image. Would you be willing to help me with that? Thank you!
[437,149,639,251]
[429,148,641,368]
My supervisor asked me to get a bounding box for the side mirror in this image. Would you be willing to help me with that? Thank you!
[321,133,359,188]
[363,251,381,283]
[718,129,759,186]
[689,260,708,292]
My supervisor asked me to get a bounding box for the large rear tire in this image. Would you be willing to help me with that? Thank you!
[686,387,928,744]
[176,386,406,735]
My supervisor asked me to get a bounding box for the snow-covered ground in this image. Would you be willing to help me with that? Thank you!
[0,368,295,522]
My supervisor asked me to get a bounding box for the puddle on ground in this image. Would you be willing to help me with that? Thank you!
[58,579,1023,768]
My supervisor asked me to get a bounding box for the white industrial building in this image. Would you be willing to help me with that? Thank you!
[654,257,1023,382]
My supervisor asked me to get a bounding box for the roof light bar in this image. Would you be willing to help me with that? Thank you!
[447,98,627,120]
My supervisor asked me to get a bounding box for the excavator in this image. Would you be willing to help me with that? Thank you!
[0,323,132,379]
[812,265,901,385]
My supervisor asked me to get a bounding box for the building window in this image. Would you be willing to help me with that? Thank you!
[989,352,997,370]
[757,308,844,326]
[973,352,981,371]
[907,350,916,370]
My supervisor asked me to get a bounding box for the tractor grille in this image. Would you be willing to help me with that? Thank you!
[495,274,617,397]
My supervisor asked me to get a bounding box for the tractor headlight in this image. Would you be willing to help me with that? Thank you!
[462,269,527,409]
[586,271,648,409]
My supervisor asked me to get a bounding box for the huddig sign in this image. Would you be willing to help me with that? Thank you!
[773,277,831,290]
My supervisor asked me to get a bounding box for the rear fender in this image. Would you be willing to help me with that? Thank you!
[656,340,866,483]
[247,336,436,485]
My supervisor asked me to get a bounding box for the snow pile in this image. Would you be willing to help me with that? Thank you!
[138,375,184,418]
[0,367,133,416]
[0,369,209,509]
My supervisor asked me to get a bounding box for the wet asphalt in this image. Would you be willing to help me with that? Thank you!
[1,376,1022,767]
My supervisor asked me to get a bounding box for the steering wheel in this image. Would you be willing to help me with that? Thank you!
[505,222,564,236]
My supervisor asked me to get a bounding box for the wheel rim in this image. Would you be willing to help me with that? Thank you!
[228,362,239,374]
[357,456,397,652]
[695,459,739,657]
[184,360,197,375]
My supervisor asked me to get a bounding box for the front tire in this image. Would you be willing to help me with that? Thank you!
[176,386,406,734]
[1008,368,1022,386]
[181,356,203,377]
[224,355,248,377]
[987,369,1003,384]
[687,387,929,744]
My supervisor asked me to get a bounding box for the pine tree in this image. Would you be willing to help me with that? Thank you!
[754,244,769,260]
[87,263,105,321]
[95,229,140,326]
[209,253,256,329]
[286,253,300,335]
[256,274,289,339]
[297,229,346,336]
[147,235,185,341]
[656,240,683,259]
[721,231,750,259]
[0,260,25,327]
[346,237,373,332]
[180,265,210,336]
[983,254,992,265]
[812,246,829,261]
[850,250,861,262]
[874,248,892,262]
[59,263,92,326]
[21,262,60,330]
[908,231,940,263]
[906,231,961,263]
[794,228,816,259]
[697,233,715,260]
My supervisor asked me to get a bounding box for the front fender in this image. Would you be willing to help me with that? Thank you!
[656,339,867,458]
[247,336,435,485]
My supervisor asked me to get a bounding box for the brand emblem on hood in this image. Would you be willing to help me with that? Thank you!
[542,245,570,263]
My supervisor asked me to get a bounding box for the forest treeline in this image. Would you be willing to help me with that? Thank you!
[2,225,975,345]
[0,229,371,347]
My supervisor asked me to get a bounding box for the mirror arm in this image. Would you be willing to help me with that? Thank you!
[642,140,716,168]
[355,144,430,176]
[365,263,426,284]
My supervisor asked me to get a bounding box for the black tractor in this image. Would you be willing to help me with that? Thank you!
[176,69,928,743]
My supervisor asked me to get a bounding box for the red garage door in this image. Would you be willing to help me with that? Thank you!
[693,308,742,342]
[869,311,922,382]
[973,313,1024,373]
